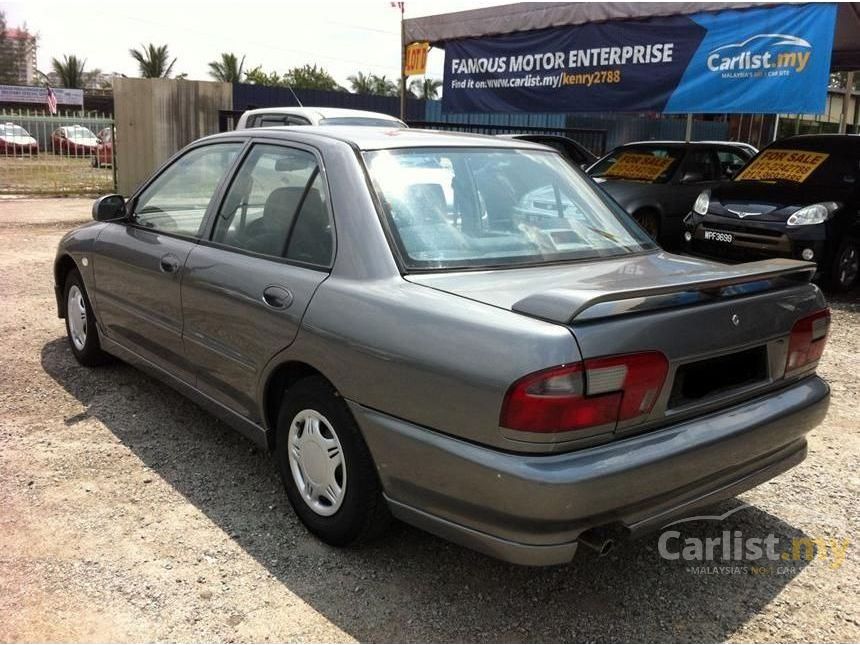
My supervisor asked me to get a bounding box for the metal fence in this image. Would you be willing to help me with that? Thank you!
[408,120,608,156]
[0,109,116,195]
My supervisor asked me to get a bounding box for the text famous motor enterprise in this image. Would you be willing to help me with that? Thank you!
[450,43,675,75]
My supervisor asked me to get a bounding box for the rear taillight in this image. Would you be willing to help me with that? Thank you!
[785,308,830,375]
[500,351,668,434]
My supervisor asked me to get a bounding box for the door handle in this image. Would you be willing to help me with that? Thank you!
[262,285,293,310]
[159,254,180,273]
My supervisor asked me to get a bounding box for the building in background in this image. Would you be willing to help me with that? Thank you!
[0,27,37,85]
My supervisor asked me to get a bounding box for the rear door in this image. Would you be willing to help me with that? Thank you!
[92,142,243,382]
[181,141,334,421]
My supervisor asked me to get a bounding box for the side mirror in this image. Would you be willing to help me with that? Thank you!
[681,170,704,184]
[92,194,126,221]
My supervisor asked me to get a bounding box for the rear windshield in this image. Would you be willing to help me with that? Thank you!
[734,146,859,186]
[319,117,404,127]
[589,145,684,183]
[363,147,655,271]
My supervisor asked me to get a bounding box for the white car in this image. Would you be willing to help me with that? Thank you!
[236,107,407,129]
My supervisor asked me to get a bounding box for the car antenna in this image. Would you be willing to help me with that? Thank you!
[286,83,303,108]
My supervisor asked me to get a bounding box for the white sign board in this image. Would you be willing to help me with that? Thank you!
[0,85,84,106]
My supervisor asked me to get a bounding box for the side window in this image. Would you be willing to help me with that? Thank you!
[212,143,332,266]
[134,143,241,236]
[681,149,720,182]
[257,114,289,127]
[717,149,750,178]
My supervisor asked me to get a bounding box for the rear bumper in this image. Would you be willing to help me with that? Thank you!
[350,375,829,565]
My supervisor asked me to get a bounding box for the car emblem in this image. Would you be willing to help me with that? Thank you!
[731,314,741,327]
[727,208,758,219]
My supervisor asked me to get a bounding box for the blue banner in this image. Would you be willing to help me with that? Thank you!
[442,4,837,114]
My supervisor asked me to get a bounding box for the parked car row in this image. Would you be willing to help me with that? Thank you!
[0,123,114,167]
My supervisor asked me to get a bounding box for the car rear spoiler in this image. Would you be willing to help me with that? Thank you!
[511,259,817,324]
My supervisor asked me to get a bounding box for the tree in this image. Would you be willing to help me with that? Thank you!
[370,74,399,97]
[348,71,375,94]
[129,43,176,78]
[244,66,282,86]
[409,77,442,100]
[50,54,87,89]
[284,64,338,91]
[208,52,245,83]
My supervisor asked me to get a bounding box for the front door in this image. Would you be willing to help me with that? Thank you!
[92,142,243,381]
[181,142,334,421]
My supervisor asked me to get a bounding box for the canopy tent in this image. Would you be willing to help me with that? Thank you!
[404,2,860,70]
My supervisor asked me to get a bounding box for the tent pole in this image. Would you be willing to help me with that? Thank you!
[684,113,693,142]
[839,71,854,134]
[400,4,407,121]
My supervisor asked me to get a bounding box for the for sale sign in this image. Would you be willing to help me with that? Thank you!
[735,149,829,183]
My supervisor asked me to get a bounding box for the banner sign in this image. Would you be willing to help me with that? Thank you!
[405,42,430,76]
[442,3,837,114]
[0,85,84,106]
[735,149,829,182]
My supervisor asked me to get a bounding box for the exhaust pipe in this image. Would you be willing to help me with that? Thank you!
[577,527,618,557]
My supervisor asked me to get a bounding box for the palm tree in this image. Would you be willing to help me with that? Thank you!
[51,54,87,89]
[371,74,398,97]
[129,43,176,78]
[409,77,442,100]
[347,71,375,94]
[208,52,245,82]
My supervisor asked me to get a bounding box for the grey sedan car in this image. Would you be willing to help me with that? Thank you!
[54,127,830,565]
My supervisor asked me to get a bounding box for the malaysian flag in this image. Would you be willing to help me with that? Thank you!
[46,86,58,115]
[390,1,404,11]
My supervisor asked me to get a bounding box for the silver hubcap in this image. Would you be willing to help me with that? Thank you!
[67,285,87,351]
[838,246,859,286]
[288,410,346,516]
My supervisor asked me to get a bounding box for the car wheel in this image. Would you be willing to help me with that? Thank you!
[64,269,111,366]
[275,375,390,546]
[633,209,660,241]
[830,239,860,291]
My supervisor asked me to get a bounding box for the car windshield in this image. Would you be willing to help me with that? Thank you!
[1,124,29,137]
[364,147,655,270]
[66,126,96,139]
[734,146,859,187]
[589,145,684,183]
[319,117,404,127]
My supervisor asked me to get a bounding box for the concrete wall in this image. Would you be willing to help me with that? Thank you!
[114,78,232,195]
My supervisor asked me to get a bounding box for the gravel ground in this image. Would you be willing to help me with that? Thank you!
[1,197,858,643]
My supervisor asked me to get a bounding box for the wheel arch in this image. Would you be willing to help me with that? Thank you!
[54,253,79,318]
[262,360,337,451]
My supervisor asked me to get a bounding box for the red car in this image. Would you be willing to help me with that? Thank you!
[92,127,113,168]
[0,122,39,155]
[52,125,99,156]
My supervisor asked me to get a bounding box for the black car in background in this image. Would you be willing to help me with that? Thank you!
[684,135,860,291]
[499,133,598,168]
[588,141,756,246]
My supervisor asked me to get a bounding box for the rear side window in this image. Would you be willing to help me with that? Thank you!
[212,143,333,266]
[250,114,311,127]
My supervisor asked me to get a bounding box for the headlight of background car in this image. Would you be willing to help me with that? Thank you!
[692,191,710,215]
[786,202,839,227]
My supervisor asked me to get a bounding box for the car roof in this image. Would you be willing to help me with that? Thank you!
[241,106,403,121]
[770,134,860,153]
[209,126,553,151]
[623,140,751,148]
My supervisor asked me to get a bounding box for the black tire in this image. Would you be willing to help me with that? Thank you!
[828,239,860,292]
[275,375,390,546]
[63,269,111,366]
[633,209,661,242]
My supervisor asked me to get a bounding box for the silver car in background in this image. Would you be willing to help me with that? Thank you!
[54,127,830,565]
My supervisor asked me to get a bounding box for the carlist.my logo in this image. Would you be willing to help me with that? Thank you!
[707,33,812,75]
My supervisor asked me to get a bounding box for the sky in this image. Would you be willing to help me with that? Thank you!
[1,0,503,87]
